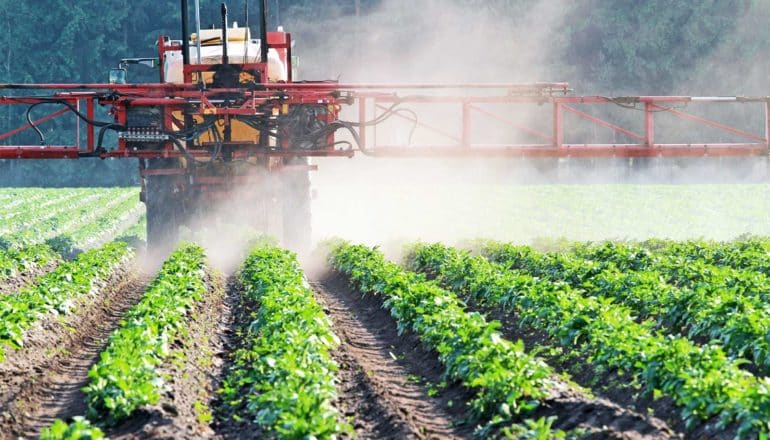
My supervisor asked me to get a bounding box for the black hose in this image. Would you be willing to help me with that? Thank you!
[170,136,198,164]
[96,123,124,151]
[25,100,126,145]
[25,103,47,145]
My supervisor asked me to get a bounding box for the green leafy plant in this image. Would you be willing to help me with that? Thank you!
[220,244,348,438]
[40,417,105,440]
[0,241,132,362]
[0,243,60,284]
[1,187,140,251]
[483,240,770,374]
[407,242,770,437]
[83,242,207,424]
[329,242,554,428]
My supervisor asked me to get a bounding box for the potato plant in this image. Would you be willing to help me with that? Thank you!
[83,243,207,423]
[407,243,770,436]
[220,244,346,438]
[0,241,132,362]
[330,242,556,430]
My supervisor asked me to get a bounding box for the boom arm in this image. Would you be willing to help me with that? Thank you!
[0,82,767,159]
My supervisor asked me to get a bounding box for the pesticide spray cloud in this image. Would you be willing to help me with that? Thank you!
[194,1,770,271]
[279,0,770,258]
[288,0,584,253]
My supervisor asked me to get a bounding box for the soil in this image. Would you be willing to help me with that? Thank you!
[315,275,475,439]
[104,271,229,440]
[323,272,680,440]
[0,263,147,440]
[0,259,59,295]
[478,304,737,439]
[209,277,268,440]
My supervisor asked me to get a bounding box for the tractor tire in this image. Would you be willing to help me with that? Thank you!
[281,157,312,252]
[143,159,183,260]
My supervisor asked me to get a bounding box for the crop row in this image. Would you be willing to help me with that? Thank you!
[2,188,139,249]
[0,241,132,362]
[0,189,117,237]
[637,237,770,275]
[330,242,563,436]
[0,244,60,287]
[0,188,80,218]
[0,189,100,236]
[570,241,762,289]
[0,189,93,233]
[481,241,770,373]
[407,243,770,436]
[220,244,346,437]
[63,192,143,249]
[0,191,142,290]
[115,214,147,247]
[83,243,207,423]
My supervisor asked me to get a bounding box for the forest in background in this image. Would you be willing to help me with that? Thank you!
[0,0,767,185]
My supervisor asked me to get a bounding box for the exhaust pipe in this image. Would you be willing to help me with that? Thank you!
[221,3,229,65]
[260,0,268,67]
[194,0,202,65]
[181,0,190,66]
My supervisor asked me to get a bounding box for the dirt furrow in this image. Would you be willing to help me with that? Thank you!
[210,277,279,439]
[0,265,149,439]
[106,271,229,440]
[0,259,59,296]
[321,272,682,440]
[481,306,728,439]
[313,275,476,440]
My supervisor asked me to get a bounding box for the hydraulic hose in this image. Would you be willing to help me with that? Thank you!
[25,100,126,145]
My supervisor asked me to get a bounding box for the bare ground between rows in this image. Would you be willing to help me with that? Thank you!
[330,272,682,440]
[0,263,148,440]
[479,304,738,439]
[316,274,478,439]
[208,277,269,440]
[0,259,59,296]
[105,270,229,440]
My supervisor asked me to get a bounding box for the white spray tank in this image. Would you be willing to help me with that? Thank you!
[164,24,287,84]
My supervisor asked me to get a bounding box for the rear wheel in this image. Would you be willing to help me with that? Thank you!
[142,159,183,259]
[281,157,312,252]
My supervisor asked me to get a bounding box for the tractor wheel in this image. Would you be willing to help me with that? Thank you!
[281,157,312,252]
[143,159,183,259]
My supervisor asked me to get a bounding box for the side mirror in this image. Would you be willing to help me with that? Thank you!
[109,68,127,84]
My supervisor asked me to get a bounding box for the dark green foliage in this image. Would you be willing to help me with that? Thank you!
[83,243,207,424]
[220,244,346,438]
[407,242,770,436]
[329,242,555,429]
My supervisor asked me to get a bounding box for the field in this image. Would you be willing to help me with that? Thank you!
[313,182,770,243]
[2,187,770,439]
